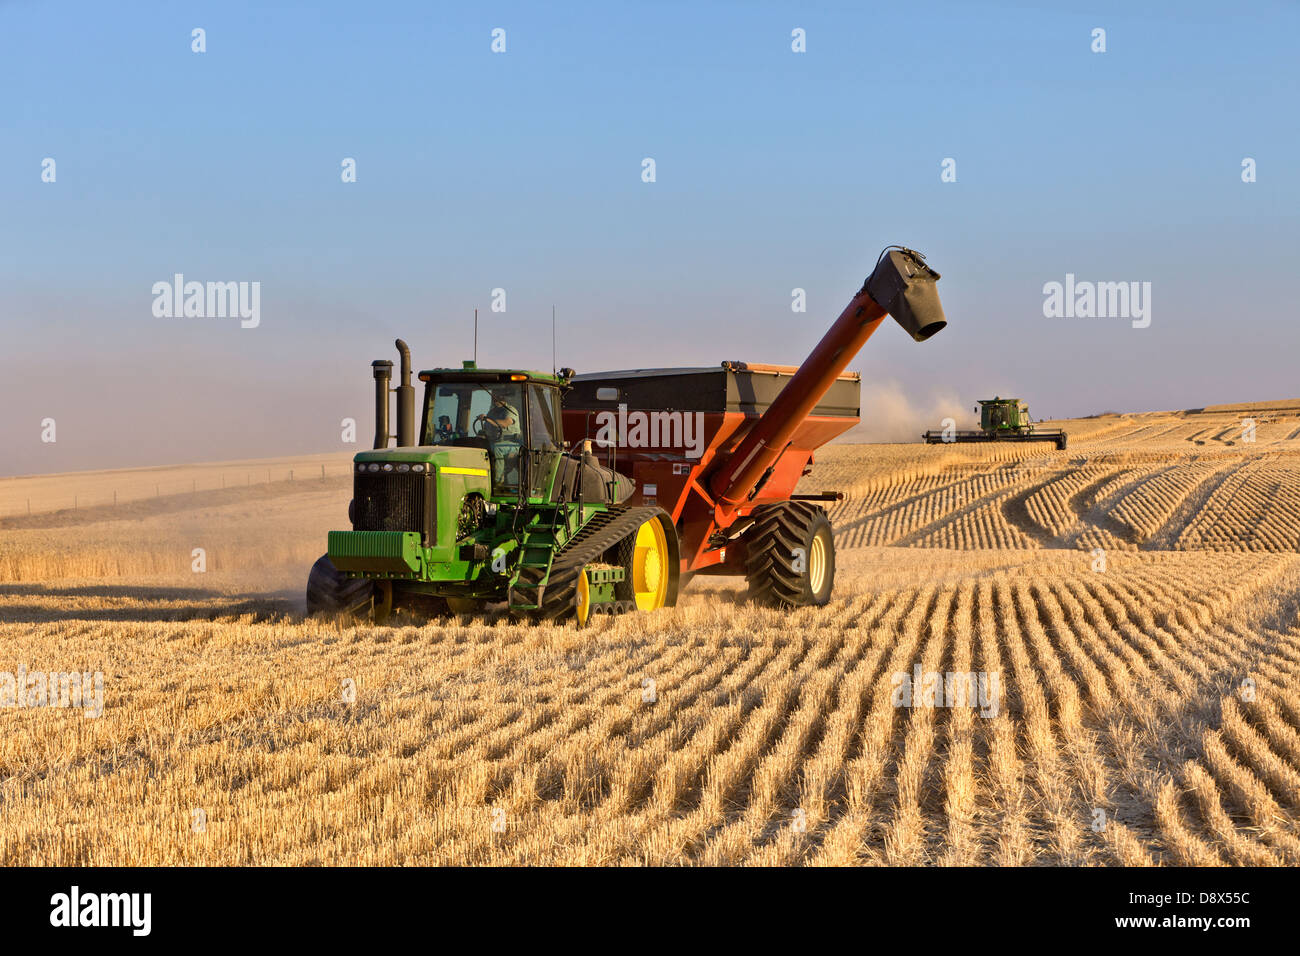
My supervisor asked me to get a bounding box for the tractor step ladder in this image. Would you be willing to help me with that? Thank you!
[508,528,559,612]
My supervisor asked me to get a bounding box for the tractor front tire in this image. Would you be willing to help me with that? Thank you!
[306,554,374,618]
[743,502,835,608]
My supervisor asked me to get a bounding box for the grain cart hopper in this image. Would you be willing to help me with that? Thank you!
[308,246,947,624]
[922,397,1067,450]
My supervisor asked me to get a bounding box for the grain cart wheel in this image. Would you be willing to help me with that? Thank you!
[612,511,681,611]
[743,502,835,608]
[306,554,374,617]
[1056,434,1068,451]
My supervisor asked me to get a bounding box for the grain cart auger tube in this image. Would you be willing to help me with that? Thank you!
[308,341,676,626]
[922,397,1067,450]
[564,245,948,610]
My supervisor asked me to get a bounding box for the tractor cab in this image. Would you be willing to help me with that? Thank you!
[419,365,566,497]
[417,362,632,505]
[978,397,1031,434]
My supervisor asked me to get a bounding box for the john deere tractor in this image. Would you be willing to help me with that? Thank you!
[306,341,679,625]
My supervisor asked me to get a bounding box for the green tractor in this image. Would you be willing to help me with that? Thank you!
[306,342,678,625]
[923,396,1067,449]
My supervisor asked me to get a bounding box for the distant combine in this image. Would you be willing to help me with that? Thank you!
[923,397,1067,450]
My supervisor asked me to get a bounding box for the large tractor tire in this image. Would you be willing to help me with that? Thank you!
[742,502,835,608]
[306,554,374,617]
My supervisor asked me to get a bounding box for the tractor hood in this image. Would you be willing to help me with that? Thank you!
[353,445,489,470]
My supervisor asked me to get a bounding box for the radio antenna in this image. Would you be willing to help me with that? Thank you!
[473,308,478,364]
[552,305,556,375]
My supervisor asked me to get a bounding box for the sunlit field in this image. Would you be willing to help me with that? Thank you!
[3,401,1299,865]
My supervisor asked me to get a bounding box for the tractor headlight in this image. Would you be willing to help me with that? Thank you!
[412,464,426,473]
[382,462,394,472]
[357,463,366,473]
[396,463,411,473]
[367,463,380,473]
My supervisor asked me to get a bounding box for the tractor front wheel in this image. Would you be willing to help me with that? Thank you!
[306,554,374,618]
[742,502,835,608]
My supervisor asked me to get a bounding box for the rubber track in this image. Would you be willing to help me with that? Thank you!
[512,506,664,621]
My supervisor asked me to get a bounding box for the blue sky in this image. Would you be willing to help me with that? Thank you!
[2,0,1297,473]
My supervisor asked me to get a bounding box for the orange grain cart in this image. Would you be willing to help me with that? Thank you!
[564,246,946,605]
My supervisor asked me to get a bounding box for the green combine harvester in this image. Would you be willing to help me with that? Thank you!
[922,397,1067,450]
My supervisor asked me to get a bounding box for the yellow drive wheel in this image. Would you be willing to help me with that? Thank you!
[575,567,592,628]
[632,517,670,611]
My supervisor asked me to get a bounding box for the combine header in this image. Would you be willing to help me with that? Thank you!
[922,397,1067,450]
[309,246,948,624]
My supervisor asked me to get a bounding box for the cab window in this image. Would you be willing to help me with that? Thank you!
[528,385,561,450]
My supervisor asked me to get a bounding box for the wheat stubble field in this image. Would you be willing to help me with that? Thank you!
[3,400,1300,866]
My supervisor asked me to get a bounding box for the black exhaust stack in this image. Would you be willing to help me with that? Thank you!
[371,359,393,449]
[394,339,415,447]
